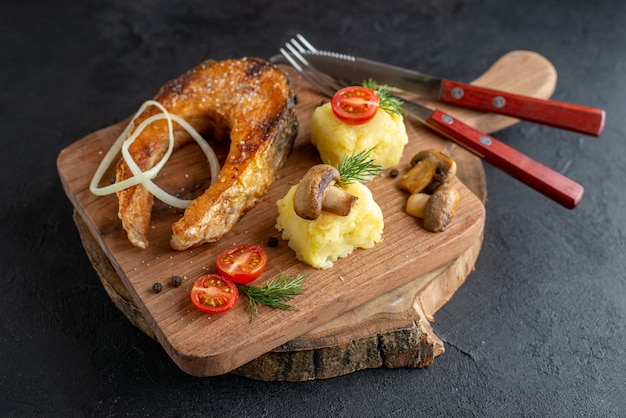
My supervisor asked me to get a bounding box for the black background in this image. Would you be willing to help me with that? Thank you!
[2,0,625,416]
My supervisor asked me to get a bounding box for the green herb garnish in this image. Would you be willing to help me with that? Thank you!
[335,147,383,186]
[238,273,308,322]
[362,79,403,115]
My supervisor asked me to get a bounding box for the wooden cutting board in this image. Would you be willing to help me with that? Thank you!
[58,50,557,378]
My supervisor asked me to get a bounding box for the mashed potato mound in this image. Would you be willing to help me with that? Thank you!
[275,181,384,269]
[311,103,408,170]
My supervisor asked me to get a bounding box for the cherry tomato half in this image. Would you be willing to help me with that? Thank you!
[216,244,268,284]
[331,86,380,125]
[190,274,239,314]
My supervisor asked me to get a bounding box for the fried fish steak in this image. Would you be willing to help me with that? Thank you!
[115,57,298,250]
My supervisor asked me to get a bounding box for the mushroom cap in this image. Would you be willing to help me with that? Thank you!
[399,148,457,195]
[423,182,460,232]
[294,164,341,220]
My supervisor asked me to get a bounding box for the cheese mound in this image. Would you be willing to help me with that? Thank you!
[311,103,409,170]
[275,181,384,269]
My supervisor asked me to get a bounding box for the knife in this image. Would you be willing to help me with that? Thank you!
[273,50,584,208]
[399,101,584,209]
[301,50,605,137]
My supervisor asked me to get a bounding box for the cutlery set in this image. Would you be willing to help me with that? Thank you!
[272,34,606,209]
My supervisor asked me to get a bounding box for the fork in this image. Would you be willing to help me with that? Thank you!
[274,35,585,209]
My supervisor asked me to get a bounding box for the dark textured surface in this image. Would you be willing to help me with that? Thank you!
[2,0,625,416]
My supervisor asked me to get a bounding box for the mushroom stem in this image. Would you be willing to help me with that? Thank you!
[405,193,430,218]
[293,164,358,220]
[322,185,358,216]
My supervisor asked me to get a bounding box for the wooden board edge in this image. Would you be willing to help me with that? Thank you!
[70,143,486,380]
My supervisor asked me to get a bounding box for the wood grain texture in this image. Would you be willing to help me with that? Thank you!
[58,50,557,378]
[71,145,483,381]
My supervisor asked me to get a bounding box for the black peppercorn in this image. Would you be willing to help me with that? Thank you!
[171,275,183,287]
[389,168,399,178]
[152,282,163,293]
[267,236,279,247]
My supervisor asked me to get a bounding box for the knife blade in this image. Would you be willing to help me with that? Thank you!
[301,50,605,137]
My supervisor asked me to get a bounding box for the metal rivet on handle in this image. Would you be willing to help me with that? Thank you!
[480,136,492,146]
[442,114,454,124]
[493,96,506,108]
[451,87,464,99]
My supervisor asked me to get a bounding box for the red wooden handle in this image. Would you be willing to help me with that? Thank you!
[425,109,584,209]
[440,80,606,137]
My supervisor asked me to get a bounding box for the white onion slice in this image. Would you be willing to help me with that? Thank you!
[89,100,220,209]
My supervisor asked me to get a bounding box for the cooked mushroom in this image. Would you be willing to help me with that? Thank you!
[423,183,460,232]
[293,164,358,220]
[399,149,457,194]
[405,192,430,218]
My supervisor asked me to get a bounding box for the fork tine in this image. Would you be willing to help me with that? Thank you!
[280,45,336,97]
[289,43,345,92]
[294,33,318,52]
[281,37,346,97]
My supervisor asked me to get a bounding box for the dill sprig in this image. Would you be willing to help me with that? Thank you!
[362,79,403,115]
[238,272,308,322]
[335,147,383,186]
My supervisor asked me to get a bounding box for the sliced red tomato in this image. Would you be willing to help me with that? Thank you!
[331,86,380,125]
[216,244,268,284]
[190,274,239,314]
